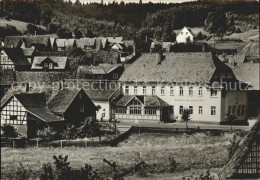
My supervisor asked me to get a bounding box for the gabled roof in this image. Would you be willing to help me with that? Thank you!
[1,93,62,123]
[47,88,96,113]
[115,95,171,107]
[218,120,260,179]
[175,27,196,37]
[232,64,260,90]
[24,36,50,47]
[21,47,35,57]
[76,64,121,77]
[56,39,76,48]
[1,48,31,66]
[76,38,96,48]
[119,52,216,83]
[31,56,68,70]
[4,36,24,48]
[0,69,16,85]
[95,37,107,49]
[64,80,120,101]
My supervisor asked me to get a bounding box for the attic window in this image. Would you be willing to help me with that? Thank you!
[80,104,85,112]
[49,63,53,69]
[79,93,82,99]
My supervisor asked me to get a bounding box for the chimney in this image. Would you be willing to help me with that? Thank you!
[158,51,163,65]
[34,31,37,36]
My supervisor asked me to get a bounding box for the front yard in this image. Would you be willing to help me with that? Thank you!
[1,131,245,179]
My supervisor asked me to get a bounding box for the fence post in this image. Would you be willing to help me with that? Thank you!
[60,140,62,148]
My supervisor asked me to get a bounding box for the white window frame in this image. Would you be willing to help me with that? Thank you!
[134,86,137,95]
[125,86,129,95]
[211,106,216,115]
[161,86,165,95]
[179,106,184,114]
[152,86,155,95]
[189,87,193,96]
[143,86,146,95]
[170,86,174,95]
[189,106,193,114]
[179,87,183,96]
[199,87,203,96]
[199,106,203,114]
[113,73,118,79]
[210,89,218,97]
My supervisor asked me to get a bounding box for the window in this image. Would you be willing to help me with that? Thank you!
[199,106,203,114]
[211,106,216,115]
[189,87,193,96]
[241,105,245,115]
[134,86,137,95]
[210,89,218,97]
[232,106,236,115]
[125,86,129,95]
[199,87,203,96]
[129,99,142,115]
[10,115,17,120]
[113,73,118,79]
[145,108,156,115]
[79,93,82,99]
[152,86,155,95]
[143,86,146,95]
[49,63,53,69]
[228,106,232,114]
[115,108,126,114]
[98,75,103,79]
[161,86,165,95]
[189,106,193,114]
[44,63,48,68]
[179,87,183,96]
[80,104,85,112]
[237,105,241,115]
[170,86,174,95]
[179,106,184,114]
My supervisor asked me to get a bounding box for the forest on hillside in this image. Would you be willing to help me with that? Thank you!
[0,0,259,41]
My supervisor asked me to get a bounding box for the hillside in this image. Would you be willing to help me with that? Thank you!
[0,18,30,32]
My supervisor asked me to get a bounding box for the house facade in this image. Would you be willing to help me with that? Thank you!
[118,52,248,124]
[176,27,196,44]
[31,56,69,71]
[0,93,62,138]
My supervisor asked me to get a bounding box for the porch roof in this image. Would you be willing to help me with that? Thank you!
[114,95,171,108]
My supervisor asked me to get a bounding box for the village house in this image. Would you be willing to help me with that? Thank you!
[117,52,248,124]
[0,93,62,139]
[232,63,260,117]
[4,36,52,51]
[218,120,260,179]
[47,88,97,125]
[21,47,36,64]
[175,27,196,44]
[31,56,69,71]
[76,64,123,80]
[95,37,108,50]
[76,38,96,50]
[65,80,121,121]
[0,48,31,71]
[0,70,16,98]
[56,39,77,51]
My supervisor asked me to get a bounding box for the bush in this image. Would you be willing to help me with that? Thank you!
[40,163,55,180]
[169,155,177,173]
[227,134,241,159]
[1,124,17,137]
[37,127,58,141]
[15,163,34,180]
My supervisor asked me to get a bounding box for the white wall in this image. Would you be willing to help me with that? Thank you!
[122,83,223,123]
[94,101,110,121]
[176,27,194,44]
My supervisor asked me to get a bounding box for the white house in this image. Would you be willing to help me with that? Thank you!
[176,27,196,44]
[117,52,248,124]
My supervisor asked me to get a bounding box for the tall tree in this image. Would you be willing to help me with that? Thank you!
[161,22,172,42]
[181,109,191,129]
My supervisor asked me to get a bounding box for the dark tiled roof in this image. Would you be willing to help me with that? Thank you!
[64,79,119,101]
[23,36,50,47]
[76,64,121,77]
[2,48,31,66]
[0,70,16,85]
[4,36,23,48]
[115,95,171,107]
[232,64,260,90]
[119,52,216,83]
[93,50,119,64]
[1,93,62,122]
[21,47,35,57]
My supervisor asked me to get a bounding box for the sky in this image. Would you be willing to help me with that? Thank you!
[70,0,195,4]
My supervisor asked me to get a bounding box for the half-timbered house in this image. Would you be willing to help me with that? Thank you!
[0,93,62,138]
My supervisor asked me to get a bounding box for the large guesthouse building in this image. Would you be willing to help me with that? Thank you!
[117,52,248,124]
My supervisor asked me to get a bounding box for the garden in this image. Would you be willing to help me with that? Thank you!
[1,130,246,180]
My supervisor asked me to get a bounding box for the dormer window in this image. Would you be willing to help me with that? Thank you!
[80,104,85,112]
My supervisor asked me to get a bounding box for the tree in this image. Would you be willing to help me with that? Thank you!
[47,23,61,33]
[73,28,83,39]
[208,7,228,40]
[151,43,162,52]
[225,113,237,132]
[40,10,52,26]
[37,127,57,141]
[1,124,17,137]
[26,23,38,35]
[161,22,172,42]
[85,29,96,38]
[57,28,72,39]
[181,109,191,129]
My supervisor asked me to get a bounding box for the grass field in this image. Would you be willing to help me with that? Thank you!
[1,132,244,179]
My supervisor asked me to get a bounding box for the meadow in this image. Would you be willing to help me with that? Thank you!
[1,131,244,179]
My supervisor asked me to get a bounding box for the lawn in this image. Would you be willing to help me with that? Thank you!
[1,131,244,179]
